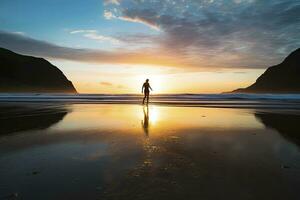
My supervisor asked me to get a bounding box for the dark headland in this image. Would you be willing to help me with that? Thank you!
[0,47,77,93]
[231,48,300,93]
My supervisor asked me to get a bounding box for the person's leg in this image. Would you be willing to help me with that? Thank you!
[146,93,149,104]
[143,93,146,104]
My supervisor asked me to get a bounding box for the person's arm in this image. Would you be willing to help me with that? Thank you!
[141,84,144,93]
[149,84,153,91]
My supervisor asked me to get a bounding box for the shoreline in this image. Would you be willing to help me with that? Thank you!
[0,93,299,109]
[0,101,300,110]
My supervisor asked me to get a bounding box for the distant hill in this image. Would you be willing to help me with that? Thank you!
[231,48,300,93]
[0,47,77,93]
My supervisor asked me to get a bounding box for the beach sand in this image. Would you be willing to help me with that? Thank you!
[0,103,300,200]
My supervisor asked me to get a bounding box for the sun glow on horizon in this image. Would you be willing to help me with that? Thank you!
[51,60,263,94]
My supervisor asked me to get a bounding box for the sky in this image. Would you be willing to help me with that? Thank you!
[0,0,299,93]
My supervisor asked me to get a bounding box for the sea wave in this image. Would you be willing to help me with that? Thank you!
[0,93,300,109]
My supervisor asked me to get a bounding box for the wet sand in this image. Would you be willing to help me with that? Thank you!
[0,103,300,200]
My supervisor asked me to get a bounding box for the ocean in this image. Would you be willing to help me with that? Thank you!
[0,93,300,109]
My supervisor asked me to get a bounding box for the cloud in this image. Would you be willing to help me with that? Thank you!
[99,81,127,89]
[70,30,97,34]
[104,0,121,5]
[99,81,113,86]
[115,33,160,45]
[0,31,189,68]
[103,0,300,68]
[118,16,160,31]
[70,29,120,44]
[117,9,160,30]
[104,10,114,19]
[103,8,160,30]
[1,28,298,70]
[12,31,25,35]
[103,7,159,31]
[1,0,299,72]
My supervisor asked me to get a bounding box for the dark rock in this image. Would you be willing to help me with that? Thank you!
[231,48,300,93]
[0,47,77,93]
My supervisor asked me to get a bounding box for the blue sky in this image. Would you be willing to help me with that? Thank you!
[0,0,299,93]
[0,0,156,49]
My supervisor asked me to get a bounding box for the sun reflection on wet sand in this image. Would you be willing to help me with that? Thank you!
[50,104,263,137]
[1,104,300,200]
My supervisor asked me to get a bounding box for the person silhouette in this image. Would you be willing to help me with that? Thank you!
[142,79,153,104]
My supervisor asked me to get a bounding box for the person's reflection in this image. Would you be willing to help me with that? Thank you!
[141,105,150,137]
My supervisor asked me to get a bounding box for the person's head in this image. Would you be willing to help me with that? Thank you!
[146,79,149,83]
